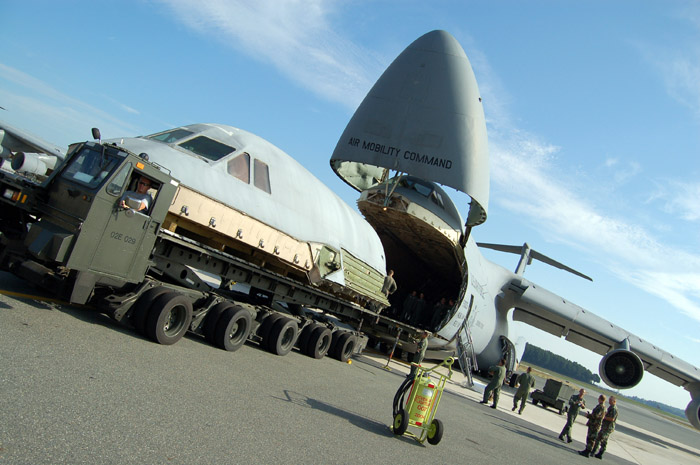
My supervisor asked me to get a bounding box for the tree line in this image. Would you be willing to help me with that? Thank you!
[521,343,601,385]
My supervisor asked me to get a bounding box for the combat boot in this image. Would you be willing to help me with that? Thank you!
[594,447,605,459]
[578,449,590,457]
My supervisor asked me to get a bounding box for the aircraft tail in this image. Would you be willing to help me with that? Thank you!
[476,242,592,281]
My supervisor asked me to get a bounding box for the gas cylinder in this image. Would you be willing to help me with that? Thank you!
[407,374,436,426]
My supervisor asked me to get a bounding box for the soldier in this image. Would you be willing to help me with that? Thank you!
[381,269,397,297]
[559,388,586,443]
[512,366,536,414]
[590,396,618,459]
[579,394,607,457]
[480,358,506,409]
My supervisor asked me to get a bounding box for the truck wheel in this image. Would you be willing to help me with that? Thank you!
[267,318,298,356]
[392,408,408,436]
[296,323,318,354]
[203,302,234,344]
[427,418,444,445]
[132,287,169,334]
[214,306,252,352]
[331,332,356,362]
[256,314,283,348]
[145,292,193,345]
[305,326,332,359]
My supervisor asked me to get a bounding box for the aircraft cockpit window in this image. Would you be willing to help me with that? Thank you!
[227,152,250,183]
[147,128,194,143]
[431,190,444,209]
[253,159,271,194]
[178,136,235,162]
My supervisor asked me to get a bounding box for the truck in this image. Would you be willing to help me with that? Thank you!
[530,379,577,415]
[0,126,425,362]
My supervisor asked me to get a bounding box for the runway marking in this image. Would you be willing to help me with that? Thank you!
[0,289,69,305]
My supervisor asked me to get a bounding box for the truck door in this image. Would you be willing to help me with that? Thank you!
[87,164,160,281]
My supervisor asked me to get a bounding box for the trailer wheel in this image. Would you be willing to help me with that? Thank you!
[305,326,332,359]
[509,373,518,388]
[203,302,234,344]
[267,318,298,356]
[558,405,565,415]
[392,408,408,436]
[132,287,169,334]
[331,332,356,362]
[145,292,193,345]
[532,399,538,406]
[296,323,318,354]
[257,314,283,348]
[215,306,252,352]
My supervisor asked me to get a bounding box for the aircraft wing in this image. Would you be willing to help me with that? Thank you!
[0,121,65,160]
[506,277,700,392]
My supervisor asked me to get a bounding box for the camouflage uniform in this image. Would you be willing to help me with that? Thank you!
[481,364,506,407]
[591,404,618,457]
[584,403,606,451]
[512,372,535,414]
[559,393,585,442]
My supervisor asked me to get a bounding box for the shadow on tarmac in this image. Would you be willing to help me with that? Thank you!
[615,423,700,460]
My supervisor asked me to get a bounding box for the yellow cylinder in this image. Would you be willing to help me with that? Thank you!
[408,375,436,426]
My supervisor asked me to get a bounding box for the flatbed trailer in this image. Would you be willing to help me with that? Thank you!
[0,132,424,361]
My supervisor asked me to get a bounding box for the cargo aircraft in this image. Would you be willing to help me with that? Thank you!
[2,30,699,429]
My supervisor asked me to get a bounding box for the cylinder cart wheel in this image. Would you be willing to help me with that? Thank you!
[392,408,408,436]
[427,418,444,445]
[145,292,193,345]
[215,306,252,352]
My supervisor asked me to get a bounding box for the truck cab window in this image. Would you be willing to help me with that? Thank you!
[253,159,271,194]
[62,146,122,189]
[120,174,158,214]
[106,163,132,196]
[227,152,250,183]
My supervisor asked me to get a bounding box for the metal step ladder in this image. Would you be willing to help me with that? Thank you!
[456,324,478,387]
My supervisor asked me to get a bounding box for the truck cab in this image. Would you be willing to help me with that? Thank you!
[0,138,178,304]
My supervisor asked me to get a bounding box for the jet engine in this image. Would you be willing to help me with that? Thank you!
[686,398,700,430]
[11,152,58,177]
[598,349,644,389]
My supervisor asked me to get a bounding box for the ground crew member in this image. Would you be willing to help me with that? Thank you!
[559,388,586,443]
[382,270,397,296]
[590,396,618,459]
[409,331,430,376]
[579,394,607,457]
[480,359,506,409]
[512,366,536,414]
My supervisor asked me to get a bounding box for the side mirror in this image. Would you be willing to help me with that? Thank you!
[91,128,101,141]
[123,196,142,210]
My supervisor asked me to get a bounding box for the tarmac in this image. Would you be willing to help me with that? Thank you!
[367,351,700,465]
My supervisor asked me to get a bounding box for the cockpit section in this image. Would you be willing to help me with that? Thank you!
[358,176,466,332]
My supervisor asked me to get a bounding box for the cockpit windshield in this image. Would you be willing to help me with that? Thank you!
[61,145,123,189]
[177,136,236,162]
[397,177,444,209]
[147,128,194,143]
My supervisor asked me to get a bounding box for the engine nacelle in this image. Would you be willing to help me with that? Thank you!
[599,349,644,389]
[11,152,58,176]
[686,398,700,430]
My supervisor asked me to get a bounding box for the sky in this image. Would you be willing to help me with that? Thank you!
[1,0,699,411]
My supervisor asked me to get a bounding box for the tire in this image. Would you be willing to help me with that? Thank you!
[266,317,298,356]
[558,405,565,415]
[256,313,283,348]
[131,287,169,334]
[203,302,234,344]
[296,323,318,354]
[329,330,343,358]
[145,292,193,345]
[392,408,408,436]
[331,333,356,362]
[214,306,252,352]
[427,418,444,445]
[532,399,538,406]
[305,326,332,359]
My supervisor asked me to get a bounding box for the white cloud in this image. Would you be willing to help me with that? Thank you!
[663,181,700,221]
[158,0,383,108]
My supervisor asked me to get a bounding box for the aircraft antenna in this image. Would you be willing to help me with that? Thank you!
[476,242,592,281]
